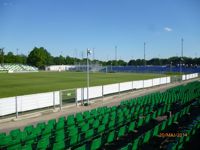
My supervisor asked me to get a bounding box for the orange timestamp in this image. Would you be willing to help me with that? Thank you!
[159,132,188,137]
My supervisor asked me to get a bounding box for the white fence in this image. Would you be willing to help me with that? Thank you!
[76,73,199,102]
[76,77,171,102]
[0,91,60,116]
[182,73,198,80]
[0,73,198,117]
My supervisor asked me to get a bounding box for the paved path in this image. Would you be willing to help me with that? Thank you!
[0,78,199,134]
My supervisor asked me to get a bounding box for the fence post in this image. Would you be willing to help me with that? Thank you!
[59,91,62,110]
[118,83,120,98]
[81,88,84,105]
[75,89,78,107]
[102,85,104,103]
[143,80,144,88]
[53,91,55,109]
[132,81,134,92]
[159,78,161,86]
[15,96,18,118]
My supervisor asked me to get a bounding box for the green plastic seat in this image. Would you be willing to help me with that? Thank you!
[7,144,22,150]
[88,118,94,124]
[0,132,6,140]
[68,127,78,136]
[0,135,12,147]
[10,128,21,139]
[70,134,78,146]
[107,131,115,143]
[48,119,56,127]
[137,117,144,128]
[90,137,101,150]
[81,123,89,132]
[76,113,84,123]
[161,120,167,131]
[67,115,75,126]
[55,133,65,143]
[151,112,157,119]
[83,111,90,119]
[37,122,46,130]
[53,141,65,150]
[157,109,162,116]
[143,130,151,143]
[145,114,151,124]
[37,138,49,149]
[85,129,94,139]
[167,117,173,126]
[108,120,115,129]
[93,120,100,128]
[118,126,126,138]
[128,122,135,132]
[132,136,141,150]
[153,124,160,137]
[56,122,64,130]
[117,116,125,125]
[24,125,34,135]
[102,116,109,124]
[97,124,105,133]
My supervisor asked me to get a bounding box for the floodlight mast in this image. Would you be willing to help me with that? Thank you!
[144,42,146,66]
[180,38,183,74]
[115,46,117,65]
[86,49,92,105]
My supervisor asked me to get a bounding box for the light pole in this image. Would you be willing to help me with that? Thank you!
[180,38,183,74]
[170,61,172,72]
[86,49,92,105]
[144,42,146,66]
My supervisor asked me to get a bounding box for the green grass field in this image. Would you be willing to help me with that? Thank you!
[0,71,165,98]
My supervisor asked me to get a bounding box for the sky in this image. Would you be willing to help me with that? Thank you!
[0,0,200,61]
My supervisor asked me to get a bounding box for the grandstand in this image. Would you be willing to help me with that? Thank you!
[61,65,200,74]
[101,66,200,74]
[0,64,38,73]
[0,81,200,150]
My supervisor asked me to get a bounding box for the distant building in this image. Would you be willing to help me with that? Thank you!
[45,65,75,71]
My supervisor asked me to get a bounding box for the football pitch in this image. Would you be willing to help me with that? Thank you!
[0,71,165,98]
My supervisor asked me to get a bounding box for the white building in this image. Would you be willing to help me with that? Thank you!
[45,65,75,71]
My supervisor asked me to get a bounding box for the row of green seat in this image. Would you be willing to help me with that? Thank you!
[0,81,200,150]
[167,115,200,150]
[119,105,191,150]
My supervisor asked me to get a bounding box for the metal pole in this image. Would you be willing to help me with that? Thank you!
[180,38,183,74]
[75,89,78,107]
[115,46,117,63]
[170,62,172,72]
[102,85,104,103]
[15,96,18,118]
[87,49,90,105]
[144,42,146,66]
[59,91,62,110]
[53,92,55,109]
[118,83,120,98]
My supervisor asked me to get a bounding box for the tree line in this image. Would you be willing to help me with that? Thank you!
[0,47,200,69]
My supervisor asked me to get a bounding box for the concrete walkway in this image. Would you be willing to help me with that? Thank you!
[0,78,199,134]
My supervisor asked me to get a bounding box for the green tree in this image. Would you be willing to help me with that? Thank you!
[54,55,66,65]
[27,47,52,69]
[4,52,15,63]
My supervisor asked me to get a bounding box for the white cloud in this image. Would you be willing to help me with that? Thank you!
[164,27,173,32]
